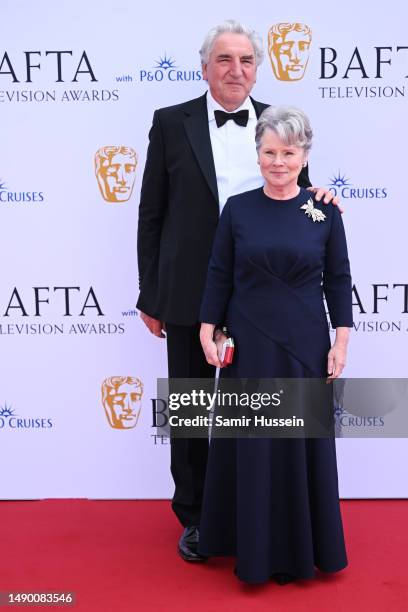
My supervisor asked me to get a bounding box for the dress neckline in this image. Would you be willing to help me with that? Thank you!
[260,186,308,205]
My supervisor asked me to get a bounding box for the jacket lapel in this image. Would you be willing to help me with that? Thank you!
[183,95,268,203]
[183,95,219,203]
[251,97,269,119]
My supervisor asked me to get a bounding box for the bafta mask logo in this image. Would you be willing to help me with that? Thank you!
[102,376,143,429]
[95,146,137,203]
[268,23,312,81]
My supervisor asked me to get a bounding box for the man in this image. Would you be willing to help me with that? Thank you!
[137,20,338,562]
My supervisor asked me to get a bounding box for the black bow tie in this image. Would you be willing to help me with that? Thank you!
[214,109,249,128]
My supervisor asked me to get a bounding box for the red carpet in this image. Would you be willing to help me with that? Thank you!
[0,500,407,611]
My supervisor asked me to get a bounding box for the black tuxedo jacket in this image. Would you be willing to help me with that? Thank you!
[137,93,311,326]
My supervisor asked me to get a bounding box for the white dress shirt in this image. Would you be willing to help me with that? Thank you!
[206,90,264,214]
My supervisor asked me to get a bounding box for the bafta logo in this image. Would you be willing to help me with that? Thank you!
[102,376,143,429]
[95,146,137,203]
[268,23,312,81]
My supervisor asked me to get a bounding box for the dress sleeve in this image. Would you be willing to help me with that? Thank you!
[199,199,234,325]
[323,207,353,328]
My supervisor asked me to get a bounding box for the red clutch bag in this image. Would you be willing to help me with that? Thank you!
[216,335,235,367]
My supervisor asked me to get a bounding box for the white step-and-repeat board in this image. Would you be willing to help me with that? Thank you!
[1,0,407,498]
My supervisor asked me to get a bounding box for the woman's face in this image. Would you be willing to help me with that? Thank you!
[258,129,306,191]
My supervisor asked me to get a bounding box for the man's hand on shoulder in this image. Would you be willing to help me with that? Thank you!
[307,186,344,213]
[139,311,166,338]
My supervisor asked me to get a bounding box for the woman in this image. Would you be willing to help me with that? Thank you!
[198,106,352,584]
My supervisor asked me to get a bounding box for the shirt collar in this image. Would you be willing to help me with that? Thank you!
[206,90,256,123]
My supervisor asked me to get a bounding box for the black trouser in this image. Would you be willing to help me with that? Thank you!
[166,322,215,527]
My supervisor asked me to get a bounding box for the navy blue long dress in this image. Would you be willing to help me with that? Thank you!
[198,186,353,583]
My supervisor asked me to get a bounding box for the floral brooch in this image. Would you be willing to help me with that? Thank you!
[300,197,326,222]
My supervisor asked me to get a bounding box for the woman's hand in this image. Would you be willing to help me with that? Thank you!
[327,327,350,382]
[200,323,224,368]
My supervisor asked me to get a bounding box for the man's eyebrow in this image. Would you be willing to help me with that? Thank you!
[215,53,255,60]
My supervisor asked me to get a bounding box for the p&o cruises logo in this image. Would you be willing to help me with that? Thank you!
[0,402,53,429]
[139,53,202,83]
[334,404,385,433]
[0,178,45,204]
[328,172,387,199]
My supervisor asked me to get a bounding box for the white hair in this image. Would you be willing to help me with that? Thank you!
[199,19,264,66]
[255,106,313,153]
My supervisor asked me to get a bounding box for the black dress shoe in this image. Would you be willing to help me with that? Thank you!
[272,573,296,586]
[178,526,207,562]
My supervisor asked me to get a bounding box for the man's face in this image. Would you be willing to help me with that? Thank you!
[202,33,257,111]
[97,153,137,202]
[271,30,311,81]
[104,382,142,429]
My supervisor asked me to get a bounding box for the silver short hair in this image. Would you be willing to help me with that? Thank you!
[199,20,264,66]
[255,106,313,153]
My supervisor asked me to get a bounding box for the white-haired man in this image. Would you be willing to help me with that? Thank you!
[137,20,338,562]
